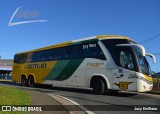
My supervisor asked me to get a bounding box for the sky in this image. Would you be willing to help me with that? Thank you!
[0,0,160,72]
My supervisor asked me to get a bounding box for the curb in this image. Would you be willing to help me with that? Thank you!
[46,93,95,114]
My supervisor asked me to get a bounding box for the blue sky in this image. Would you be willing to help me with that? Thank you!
[0,0,160,72]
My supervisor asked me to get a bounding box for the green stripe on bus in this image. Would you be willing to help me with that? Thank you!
[45,60,69,80]
[45,59,84,81]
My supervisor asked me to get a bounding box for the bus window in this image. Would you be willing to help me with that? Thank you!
[119,50,134,70]
[14,55,19,63]
[81,41,106,60]
[50,48,62,60]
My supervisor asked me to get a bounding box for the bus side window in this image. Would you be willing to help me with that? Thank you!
[32,52,37,62]
[26,53,33,63]
[19,55,23,63]
[63,46,71,59]
[35,51,41,62]
[15,55,21,63]
[62,45,82,60]
[73,44,82,59]
[14,55,18,63]
[19,54,25,63]
[55,48,62,60]
[49,48,62,60]
[41,50,50,61]
[81,42,106,60]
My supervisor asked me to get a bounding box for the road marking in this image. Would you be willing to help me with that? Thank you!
[50,94,95,114]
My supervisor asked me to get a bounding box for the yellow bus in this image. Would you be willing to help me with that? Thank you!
[12,35,156,94]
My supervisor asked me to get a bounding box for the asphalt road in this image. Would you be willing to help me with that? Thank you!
[0,81,160,114]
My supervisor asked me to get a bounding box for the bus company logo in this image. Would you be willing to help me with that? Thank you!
[114,82,133,90]
[8,6,48,26]
[87,62,104,67]
[83,44,97,49]
[24,63,47,69]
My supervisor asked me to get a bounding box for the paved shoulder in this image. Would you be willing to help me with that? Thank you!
[25,89,69,114]
[25,89,86,114]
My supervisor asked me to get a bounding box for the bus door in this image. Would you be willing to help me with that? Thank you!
[113,47,137,91]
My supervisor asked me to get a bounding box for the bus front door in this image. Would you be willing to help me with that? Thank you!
[117,68,137,91]
[113,47,137,91]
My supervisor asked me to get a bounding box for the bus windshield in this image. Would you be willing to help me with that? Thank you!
[101,39,151,75]
[133,47,152,76]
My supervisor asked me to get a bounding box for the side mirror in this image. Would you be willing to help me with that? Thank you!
[146,53,156,63]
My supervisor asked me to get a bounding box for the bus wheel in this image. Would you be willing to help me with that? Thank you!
[28,76,35,87]
[21,76,28,87]
[93,78,105,95]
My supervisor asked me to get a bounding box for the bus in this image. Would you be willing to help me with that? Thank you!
[12,35,156,94]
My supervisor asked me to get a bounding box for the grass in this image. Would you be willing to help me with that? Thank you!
[0,86,30,114]
[152,78,160,84]
[151,78,160,93]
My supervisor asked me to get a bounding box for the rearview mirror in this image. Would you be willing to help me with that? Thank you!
[146,53,156,63]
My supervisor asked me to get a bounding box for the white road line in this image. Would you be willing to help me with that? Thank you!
[55,94,95,114]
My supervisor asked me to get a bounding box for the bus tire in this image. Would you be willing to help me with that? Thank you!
[93,78,105,95]
[21,76,28,87]
[28,76,35,87]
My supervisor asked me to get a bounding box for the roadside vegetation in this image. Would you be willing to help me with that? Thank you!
[152,78,160,91]
[152,72,160,92]
[0,86,30,114]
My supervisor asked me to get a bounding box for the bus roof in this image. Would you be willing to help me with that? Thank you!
[16,35,133,54]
